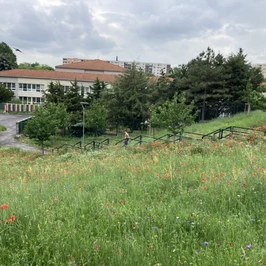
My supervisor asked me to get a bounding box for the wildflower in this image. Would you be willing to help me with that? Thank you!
[246,244,252,249]
[121,199,126,204]
[153,226,158,230]
[242,183,246,187]
[204,242,209,246]
[78,186,82,189]
[203,186,207,190]
[201,178,206,183]
[1,204,8,210]
[95,245,99,250]
[106,203,110,207]
[230,243,233,247]
[250,218,255,222]
[9,215,16,221]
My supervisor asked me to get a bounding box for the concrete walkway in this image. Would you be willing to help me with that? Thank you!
[0,114,46,153]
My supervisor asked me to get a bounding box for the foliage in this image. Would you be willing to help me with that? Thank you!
[88,77,106,102]
[105,64,152,131]
[1,133,266,264]
[150,92,197,135]
[0,83,14,102]
[0,42,17,71]
[42,81,65,104]
[85,101,108,136]
[18,62,54,70]
[24,106,58,154]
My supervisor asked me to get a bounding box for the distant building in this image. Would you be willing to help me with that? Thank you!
[62,57,171,76]
[56,59,125,75]
[252,63,266,78]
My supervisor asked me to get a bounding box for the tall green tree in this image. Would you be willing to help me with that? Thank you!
[224,48,251,113]
[88,77,106,102]
[0,42,17,71]
[43,81,65,104]
[184,47,230,120]
[64,79,84,124]
[106,64,152,131]
[0,84,14,102]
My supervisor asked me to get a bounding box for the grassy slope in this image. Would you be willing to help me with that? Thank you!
[185,110,266,134]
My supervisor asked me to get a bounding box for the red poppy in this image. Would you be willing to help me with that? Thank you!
[9,215,16,221]
[1,204,8,210]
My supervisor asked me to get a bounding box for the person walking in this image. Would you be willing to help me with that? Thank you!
[124,130,130,147]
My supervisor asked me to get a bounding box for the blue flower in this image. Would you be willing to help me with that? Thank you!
[246,244,252,249]
[204,242,209,246]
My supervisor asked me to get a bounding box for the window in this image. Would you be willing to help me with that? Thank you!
[36,84,40,92]
[23,84,27,91]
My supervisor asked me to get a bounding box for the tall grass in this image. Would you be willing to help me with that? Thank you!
[1,132,266,265]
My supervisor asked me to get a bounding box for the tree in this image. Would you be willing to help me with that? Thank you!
[150,93,197,138]
[224,48,251,113]
[0,42,17,71]
[64,79,84,124]
[24,106,58,155]
[106,64,152,131]
[183,47,230,121]
[43,81,65,104]
[85,101,107,136]
[88,77,106,102]
[0,84,14,102]
[18,62,54,70]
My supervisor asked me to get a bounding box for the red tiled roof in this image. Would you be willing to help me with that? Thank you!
[0,69,117,83]
[55,59,125,72]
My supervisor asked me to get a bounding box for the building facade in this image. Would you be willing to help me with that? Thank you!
[62,58,171,76]
[0,69,116,104]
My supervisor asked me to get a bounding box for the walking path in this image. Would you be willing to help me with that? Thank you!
[0,114,46,153]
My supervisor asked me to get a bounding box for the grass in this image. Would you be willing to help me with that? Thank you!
[185,110,266,133]
[17,110,266,151]
[1,125,266,264]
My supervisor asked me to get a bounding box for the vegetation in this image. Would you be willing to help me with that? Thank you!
[0,42,17,71]
[0,125,6,132]
[1,126,266,264]
[18,62,54,71]
[24,104,69,154]
[0,83,14,103]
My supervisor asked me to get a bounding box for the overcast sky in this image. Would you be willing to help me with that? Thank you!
[1,0,266,68]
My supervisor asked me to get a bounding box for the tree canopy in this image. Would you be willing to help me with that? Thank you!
[0,42,17,71]
[18,62,54,71]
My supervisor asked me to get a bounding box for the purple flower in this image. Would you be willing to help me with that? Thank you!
[246,244,252,249]
[204,242,209,246]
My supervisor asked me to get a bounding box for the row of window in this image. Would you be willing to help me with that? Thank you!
[19,83,45,92]
[0,82,16,90]
[19,97,44,104]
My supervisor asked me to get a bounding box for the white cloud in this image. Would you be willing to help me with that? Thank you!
[1,0,266,67]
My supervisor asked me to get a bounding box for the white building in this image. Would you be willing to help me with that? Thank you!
[252,64,266,78]
[0,69,117,104]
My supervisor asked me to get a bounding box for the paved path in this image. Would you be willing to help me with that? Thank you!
[0,114,45,153]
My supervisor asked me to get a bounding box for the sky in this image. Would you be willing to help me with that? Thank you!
[1,0,266,68]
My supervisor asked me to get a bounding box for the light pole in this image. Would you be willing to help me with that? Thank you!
[80,102,89,150]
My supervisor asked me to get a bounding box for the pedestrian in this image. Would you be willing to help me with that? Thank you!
[124,130,130,147]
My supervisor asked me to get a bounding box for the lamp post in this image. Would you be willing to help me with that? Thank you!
[80,102,89,150]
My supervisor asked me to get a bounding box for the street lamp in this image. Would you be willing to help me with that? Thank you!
[80,102,89,149]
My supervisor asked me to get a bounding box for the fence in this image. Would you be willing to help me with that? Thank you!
[4,103,37,113]
[16,117,32,134]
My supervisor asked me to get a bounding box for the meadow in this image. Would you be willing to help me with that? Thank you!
[1,112,266,265]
